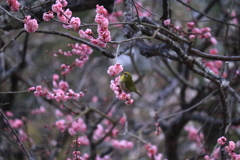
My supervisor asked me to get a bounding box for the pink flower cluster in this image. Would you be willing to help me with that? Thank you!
[43,11,54,21]
[111,139,134,149]
[188,25,218,42]
[187,22,218,43]
[79,5,111,48]
[164,19,171,26]
[110,76,134,105]
[9,118,23,129]
[217,136,240,159]
[23,16,38,33]
[55,43,93,75]
[30,74,84,102]
[203,48,226,77]
[7,0,20,11]
[74,136,90,146]
[55,117,87,135]
[68,118,87,136]
[43,0,81,30]
[145,143,163,159]
[107,63,134,105]
[8,116,29,142]
[107,63,123,76]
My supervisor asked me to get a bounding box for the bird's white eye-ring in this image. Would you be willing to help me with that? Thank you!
[124,73,128,77]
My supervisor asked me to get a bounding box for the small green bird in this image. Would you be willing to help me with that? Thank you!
[119,72,142,97]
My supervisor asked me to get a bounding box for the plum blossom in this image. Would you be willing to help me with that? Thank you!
[23,16,38,33]
[145,143,158,159]
[43,11,54,21]
[7,0,20,11]
[80,5,111,48]
[68,118,87,135]
[9,119,23,129]
[55,119,67,131]
[210,37,218,45]
[217,136,227,145]
[70,17,81,30]
[110,76,134,105]
[187,22,195,29]
[111,140,134,149]
[209,48,218,55]
[56,0,68,7]
[163,19,171,26]
[107,63,123,76]
[31,75,84,102]
[52,1,63,13]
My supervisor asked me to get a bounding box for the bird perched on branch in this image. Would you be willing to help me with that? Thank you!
[119,72,142,97]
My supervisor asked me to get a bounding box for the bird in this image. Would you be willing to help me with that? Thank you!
[119,72,142,97]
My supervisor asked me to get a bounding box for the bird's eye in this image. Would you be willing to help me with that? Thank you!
[124,73,128,77]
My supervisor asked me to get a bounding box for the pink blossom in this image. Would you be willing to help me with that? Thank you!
[112,129,119,137]
[19,129,28,142]
[7,0,20,11]
[155,153,163,160]
[93,124,105,140]
[209,48,218,55]
[91,5,111,47]
[111,140,134,149]
[211,68,219,75]
[91,96,99,102]
[96,4,108,15]
[163,19,171,26]
[58,8,72,23]
[70,118,87,133]
[189,35,196,39]
[217,136,227,145]
[5,111,13,117]
[145,143,158,158]
[202,32,211,38]
[210,37,218,45]
[28,86,35,91]
[10,119,23,128]
[107,63,123,76]
[201,27,211,33]
[115,0,124,4]
[56,0,68,7]
[58,80,69,92]
[55,109,63,117]
[91,39,107,47]
[109,76,134,105]
[23,16,38,33]
[70,17,81,30]
[79,29,94,40]
[205,61,214,69]
[214,61,223,69]
[225,141,235,152]
[52,2,63,13]
[192,27,201,34]
[187,22,195,29]
[77,136,90,145]
[68,127,76,136]
[43,11,54,21]
[55,119,66,131]
[119,117,125,124]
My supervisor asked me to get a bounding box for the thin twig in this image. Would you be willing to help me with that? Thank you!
[0,109,33,160]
